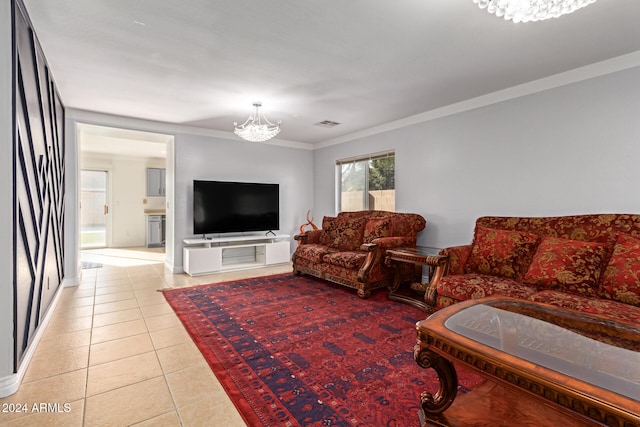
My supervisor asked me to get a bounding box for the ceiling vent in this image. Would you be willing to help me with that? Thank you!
[314,120,341,128]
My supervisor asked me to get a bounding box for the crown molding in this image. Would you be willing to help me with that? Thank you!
[314,50,640,149]
[66,109,315,151]
[67,50,640,152]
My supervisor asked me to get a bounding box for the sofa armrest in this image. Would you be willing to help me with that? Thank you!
[357,237,418,284]
[423,245,469,308]
[424,255,450,307]
[357,243,381,283]
[294,229,322,245]
[440,244,472,275]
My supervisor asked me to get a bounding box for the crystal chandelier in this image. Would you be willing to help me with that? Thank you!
[472,0,597,23]
[233,102,281,142]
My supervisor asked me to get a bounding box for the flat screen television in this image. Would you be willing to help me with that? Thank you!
[193,180,279,235]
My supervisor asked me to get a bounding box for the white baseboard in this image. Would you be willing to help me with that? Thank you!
[165,260,181,274]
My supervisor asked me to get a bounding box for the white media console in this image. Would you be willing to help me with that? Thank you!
[182,234,291,276]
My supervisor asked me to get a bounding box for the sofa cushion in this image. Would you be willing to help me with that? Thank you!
[294,244,338,263]
[362,217,392,243]
[523,237,608,297]
[323,251,367,270]
[389,213,426,237]
[465,226,539,279]
[437,273,538,302]
[320,216,367,251]
[528,290,640,323]
[600,234,640,307]
[476,214,639,244]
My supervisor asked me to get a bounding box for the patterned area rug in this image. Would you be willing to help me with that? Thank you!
[163,273,484,427]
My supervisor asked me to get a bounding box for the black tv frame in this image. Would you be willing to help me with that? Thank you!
[192,180,279,236]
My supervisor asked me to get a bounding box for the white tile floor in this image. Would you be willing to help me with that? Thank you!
[0,248,292,426]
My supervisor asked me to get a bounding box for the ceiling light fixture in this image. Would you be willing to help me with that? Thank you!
[233,102,281,142]
[472,0,597,23]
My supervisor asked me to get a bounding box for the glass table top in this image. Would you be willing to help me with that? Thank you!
[444,300,640,400]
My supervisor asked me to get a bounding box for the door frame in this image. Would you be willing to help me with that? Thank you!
[79,168,113,249]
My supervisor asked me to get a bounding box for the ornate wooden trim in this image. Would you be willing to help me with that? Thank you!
[415,299,640,427]
[292,264,388,299]
[424,264,447,307]
[357,243,380,284]
[414,339,458,415]
[384,249,449,310]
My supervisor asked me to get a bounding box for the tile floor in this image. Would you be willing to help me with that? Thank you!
[0,248,292,426]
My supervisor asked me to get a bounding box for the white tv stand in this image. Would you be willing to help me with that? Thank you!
[182,234,291,276]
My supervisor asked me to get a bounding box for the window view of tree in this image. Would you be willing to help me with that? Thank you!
[338,152,395,212]
[369,156,395,191]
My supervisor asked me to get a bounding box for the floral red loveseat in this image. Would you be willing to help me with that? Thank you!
[426,214,640,322]
[292,210,426,298]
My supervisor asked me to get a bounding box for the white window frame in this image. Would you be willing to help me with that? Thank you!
[336,150,395,213]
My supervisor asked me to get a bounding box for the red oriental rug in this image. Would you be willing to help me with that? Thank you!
[163,273,483,427]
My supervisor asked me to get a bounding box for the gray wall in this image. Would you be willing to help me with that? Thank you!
[172,133,314,269]
[313,66,640,248]
[64,110,315,274]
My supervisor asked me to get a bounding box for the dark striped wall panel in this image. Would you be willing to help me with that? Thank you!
[13,0,65,369]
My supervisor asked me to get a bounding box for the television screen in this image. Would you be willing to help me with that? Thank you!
[193,180,279,235]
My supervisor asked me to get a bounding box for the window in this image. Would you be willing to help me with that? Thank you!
[337,151,395,212]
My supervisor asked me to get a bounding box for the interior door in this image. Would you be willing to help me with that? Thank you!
[80,169,110,248]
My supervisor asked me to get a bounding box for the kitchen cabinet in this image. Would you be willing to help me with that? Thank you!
[147,215,165,247]
[146,168,166,196]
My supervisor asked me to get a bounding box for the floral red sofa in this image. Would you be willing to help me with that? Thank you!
[292,210,426,298]
[426,214,640,322]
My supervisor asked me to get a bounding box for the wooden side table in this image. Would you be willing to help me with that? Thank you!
[384,246,448,312]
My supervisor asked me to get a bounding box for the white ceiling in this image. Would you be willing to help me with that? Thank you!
[78,123,171,159]
[22,0,640,146]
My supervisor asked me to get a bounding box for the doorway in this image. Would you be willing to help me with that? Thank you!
[77,123,174,268]
[80,169,110,249]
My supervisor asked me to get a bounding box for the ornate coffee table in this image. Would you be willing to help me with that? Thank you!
[414,297,640,426]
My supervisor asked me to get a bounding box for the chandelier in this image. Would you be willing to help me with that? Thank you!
[233,102,281,142]
[472,0,597,23]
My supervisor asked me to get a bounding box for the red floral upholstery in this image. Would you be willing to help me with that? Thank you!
[600,233,640,307]
[529,290,640,323]
[323,251,367,270]
[363,217,392,243]
[523,237,609,297]
[475,214,640,243]
[436,273,538,309]
[293,210,426,298]
[428,214,640,322]
[319,215,367,251]
[294,244,337,263]
[441,245,472,275]
[465,226,539,279]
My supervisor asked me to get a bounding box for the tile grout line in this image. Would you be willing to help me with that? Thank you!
[130,263,185,426]
[81,271,97,427]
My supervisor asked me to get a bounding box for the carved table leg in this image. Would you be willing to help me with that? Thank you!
[385,257,402,294]
[414,343,458,415]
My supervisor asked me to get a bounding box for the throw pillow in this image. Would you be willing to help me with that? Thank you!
[523,237,609,297]
[600,233,640,307]
[320,215,367,251]
[362,217,392,243]
[319,216,339,246]
[464,226,539,279]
